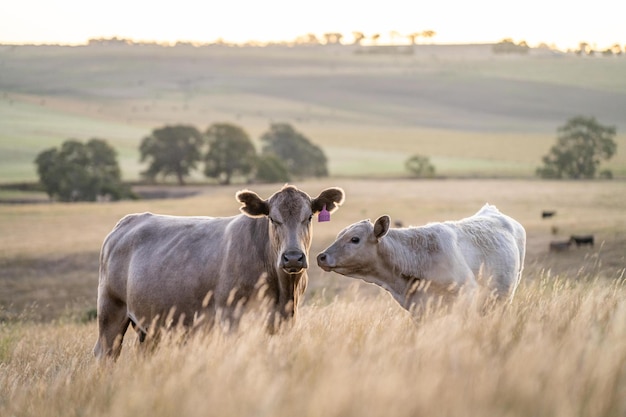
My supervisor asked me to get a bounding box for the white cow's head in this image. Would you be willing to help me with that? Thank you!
[316,216,390,278]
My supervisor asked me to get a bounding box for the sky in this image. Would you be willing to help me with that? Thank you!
[1,0,624,50]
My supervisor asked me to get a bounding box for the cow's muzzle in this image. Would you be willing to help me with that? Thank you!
[316,252,334,272]
[281,250,307,274]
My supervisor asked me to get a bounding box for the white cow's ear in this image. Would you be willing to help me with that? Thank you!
[236,190,270,217]
[374,215,390,240]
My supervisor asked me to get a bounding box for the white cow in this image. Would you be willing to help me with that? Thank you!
[317,204,526,313]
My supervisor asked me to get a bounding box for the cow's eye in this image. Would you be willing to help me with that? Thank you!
[305,215,313,224]
[269,217,282,226]
[350,237,360,244]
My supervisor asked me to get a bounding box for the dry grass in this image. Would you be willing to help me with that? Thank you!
[1,275,625,417]
[1,179,625,416]
[1,179,625,320]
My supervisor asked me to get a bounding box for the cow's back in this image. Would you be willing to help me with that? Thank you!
[476,204,526,278]
[99,212,261,328]
[456,205,526,296]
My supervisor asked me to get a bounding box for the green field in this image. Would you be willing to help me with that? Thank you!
[1,43,626,182]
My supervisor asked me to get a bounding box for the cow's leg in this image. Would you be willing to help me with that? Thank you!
[131,319,160,357]
[93,293,131,361]
[129,322,148,350]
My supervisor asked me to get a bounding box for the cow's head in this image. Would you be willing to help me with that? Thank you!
[317,215,422,309]
[316,216,389,278]
[237,185,345,275]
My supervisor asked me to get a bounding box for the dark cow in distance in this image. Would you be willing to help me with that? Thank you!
[94,185,345,360]
[570,234,594,248]
[549,240,572,252]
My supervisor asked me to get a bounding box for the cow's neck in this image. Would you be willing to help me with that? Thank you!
[261,269,306,333]
[382,228,434,276]
[376,229,431,309]
[275,270,307,318]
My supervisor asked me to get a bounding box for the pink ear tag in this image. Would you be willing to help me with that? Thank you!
[318,205,331,222]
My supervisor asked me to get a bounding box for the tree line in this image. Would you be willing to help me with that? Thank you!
[493,39,626,56]
[85,31,438,48]
[34,116,617,202]
[84,34,625,55]
[34,122,328,202]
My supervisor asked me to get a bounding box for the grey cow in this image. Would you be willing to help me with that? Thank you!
[94,184,345,360]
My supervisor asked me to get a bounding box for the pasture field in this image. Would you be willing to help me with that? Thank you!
[2,41,626,413]
[1,273,625,417]
[2,43,626,182]
[1,179,625,320]
[1,178,625,416]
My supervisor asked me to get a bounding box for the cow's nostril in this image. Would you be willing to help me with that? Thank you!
[318,253,327,262]
[284,254,300,262]
[282,250,306,268]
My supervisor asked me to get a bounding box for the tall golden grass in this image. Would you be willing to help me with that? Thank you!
[1,179,625,416]
[1,272,625,417]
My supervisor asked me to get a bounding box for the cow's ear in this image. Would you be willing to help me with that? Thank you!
[311,187,345,213]
[373,215,390,240]
[236,190,270,217]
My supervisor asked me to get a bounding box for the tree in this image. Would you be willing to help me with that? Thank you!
[323,33,343,45]
[255,154,291,183]
[35,148,62,199]
[576,42,593,56]
[405,154,436,178]
[352,31,366,45]
[421,30,436,42]
[84,138,133,199]
[611,44,622,55]
[493,38,530,54]
[204,123,257,185]
[260,123,328,178]
[536,116,617,179]
[139,125,204,185]
[407,33,420,45]
[294,33,319,45]
[34,138,132,202]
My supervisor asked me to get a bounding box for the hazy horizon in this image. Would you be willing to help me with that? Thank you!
[1,0,624,51]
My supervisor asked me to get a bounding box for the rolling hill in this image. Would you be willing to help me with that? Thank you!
[1,43,625,182]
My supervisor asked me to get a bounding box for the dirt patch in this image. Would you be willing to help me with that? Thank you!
[0,252,99,322]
